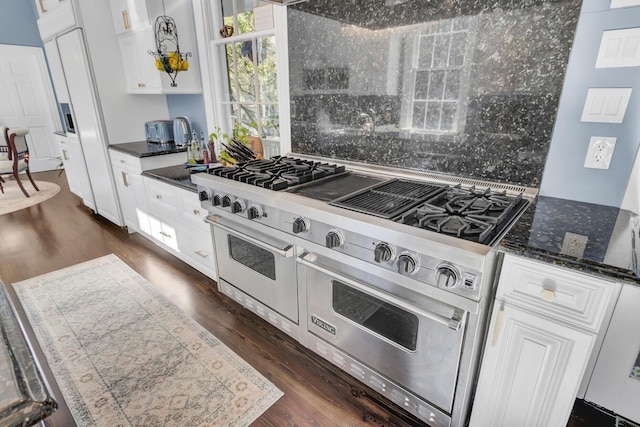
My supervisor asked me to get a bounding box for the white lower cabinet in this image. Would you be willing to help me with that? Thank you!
[107,149,215,279]
[142,175,216,279]
[469,253,620,427]
[57,133,95,211]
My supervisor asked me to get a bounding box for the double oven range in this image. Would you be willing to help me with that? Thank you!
[191,155,534,427]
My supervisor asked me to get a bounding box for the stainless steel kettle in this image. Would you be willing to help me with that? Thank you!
[172,116,192,146]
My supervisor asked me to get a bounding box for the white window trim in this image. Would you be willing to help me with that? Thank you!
[191,0,291,155]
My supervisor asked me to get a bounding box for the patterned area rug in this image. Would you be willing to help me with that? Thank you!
[13,254,283,426]
[0,180,60,215]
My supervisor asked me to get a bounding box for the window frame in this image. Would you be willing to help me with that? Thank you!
[192,0,291,158]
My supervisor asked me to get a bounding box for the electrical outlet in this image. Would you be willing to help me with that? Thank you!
[584,136,616,169]
[560,232,588,258]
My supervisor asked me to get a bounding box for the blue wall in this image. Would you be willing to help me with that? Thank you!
[0,0,42,47]
[540,1,640,206]
[166,94,208,139]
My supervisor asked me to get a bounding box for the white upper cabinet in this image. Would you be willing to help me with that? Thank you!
[108,0,203,94]
[36,0,77,41]
[109,0,150,35]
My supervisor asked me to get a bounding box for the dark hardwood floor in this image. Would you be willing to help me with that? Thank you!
[0,171,619,427]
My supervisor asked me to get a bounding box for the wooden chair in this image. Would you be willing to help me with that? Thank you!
[0,126,39,197]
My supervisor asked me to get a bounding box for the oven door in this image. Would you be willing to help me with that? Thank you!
[298,251,466,414]
[207,214,299,323]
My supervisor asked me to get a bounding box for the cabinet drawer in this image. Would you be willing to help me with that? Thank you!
[178,189,208,230]
[109,149,142,173]
[178,226,215,272]
[145,178,178,217]
[497,254,618,331]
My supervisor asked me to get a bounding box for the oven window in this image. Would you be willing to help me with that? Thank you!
[228,235,276,280]
[332,281,418,351]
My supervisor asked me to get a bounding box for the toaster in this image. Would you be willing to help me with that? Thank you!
[144,120,174,143]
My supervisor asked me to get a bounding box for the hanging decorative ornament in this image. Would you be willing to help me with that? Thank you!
[148,0,191,87]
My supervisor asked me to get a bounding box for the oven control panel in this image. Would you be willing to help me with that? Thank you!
[198,185,483,300]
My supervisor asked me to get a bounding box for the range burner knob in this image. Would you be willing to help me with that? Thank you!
[374,242,394,263]
[325,229,344,249]
[292,216,309,234]
[212,194,222,206]
[231,199,246,214]
[247,204,263,220]
[397,253,419,275]
[436,265,459,288]
[221,194,233,208]
[198,189,211,202]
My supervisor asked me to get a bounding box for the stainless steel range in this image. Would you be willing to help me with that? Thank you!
[191,154,535,427]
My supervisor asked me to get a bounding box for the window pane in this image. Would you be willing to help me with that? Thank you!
[428,70,445,100]
[425,101,441,129]
[261,105,279,138]
[238,104,259,132]
[418,35,434,68]
[235,41,256,102]
[412,101,426,129]
[415,71,429,99]
[449,32,467,66]
[225,44,237,102]
[441,102,457,131]
[444,69,460,100]
[433,34,450,68]
[257,36,278,103]
[237,0,256,34]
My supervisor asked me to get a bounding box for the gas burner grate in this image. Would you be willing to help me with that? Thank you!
[400,185,528,245]
[331,179,448,219]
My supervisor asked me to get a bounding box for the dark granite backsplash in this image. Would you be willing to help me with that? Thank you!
[288,0,581,187]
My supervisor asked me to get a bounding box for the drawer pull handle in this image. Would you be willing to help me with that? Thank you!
[540,288,556,302]
[38,0,47,13]
[491,309,505,347]
[122,9,131,30]
[121,171,129,187]
[138,82,146,88]
[195,250,208,259]
[62,149,69,161]
[120,159,126,164]
[193,209,200,215]
[156,194,162,199]
[159,231,171,238]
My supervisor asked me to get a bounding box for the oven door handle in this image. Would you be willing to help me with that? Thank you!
[298,255,465,331]
[206,215,294,258]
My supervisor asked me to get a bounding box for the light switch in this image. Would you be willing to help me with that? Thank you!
[596,28,640,68]
[581,88,632,123]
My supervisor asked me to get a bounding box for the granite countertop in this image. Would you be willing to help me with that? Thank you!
[110,141,187,158]
[0,282,57,425]
[142,164,209,192]
[501,195,640,284]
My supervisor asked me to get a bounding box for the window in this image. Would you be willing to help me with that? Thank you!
[409,18,469,134]
[212,0,283,157]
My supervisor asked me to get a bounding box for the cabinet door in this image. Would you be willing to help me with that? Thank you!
[470,303,594,427]
[113,166,141,232]
[57,29,123,226]
[110,0,150,35]
[58,135,96,211]
[36,0,77,40]
[118,29,162,93]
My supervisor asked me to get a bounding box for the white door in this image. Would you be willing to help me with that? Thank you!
[0,44,61,172]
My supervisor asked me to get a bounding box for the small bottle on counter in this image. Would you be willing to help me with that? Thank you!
[192,131,203,164]
[187,139,196,164]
